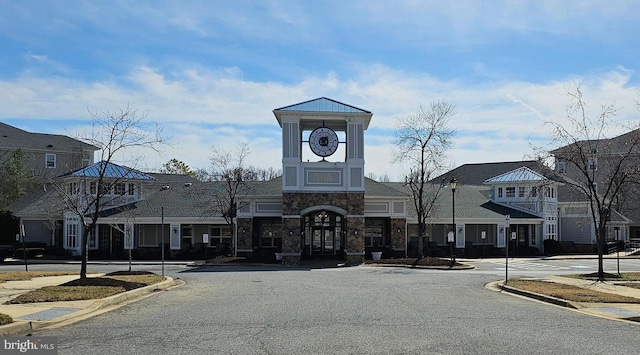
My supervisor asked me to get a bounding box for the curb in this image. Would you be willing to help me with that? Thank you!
[0,277,176,336]
[499,282,579,309]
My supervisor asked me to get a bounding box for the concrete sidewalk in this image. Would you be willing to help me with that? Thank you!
[0,274,177,336]
[497,275,640,324]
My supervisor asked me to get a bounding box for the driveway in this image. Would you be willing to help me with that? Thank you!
[31,264,640,354]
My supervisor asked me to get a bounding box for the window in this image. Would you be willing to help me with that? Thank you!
[588,157,598,171]
[88,228,97,249]
[257,218,283,248]
[90,181,97,194]
[365,220,385,247]
[506,187,515,198]
[497,187,503,198]
[210,226,232,246]
[545,216,557,240]
[114,182,126,195]
[67,182,78,195]
[45,154,56,168]
[518,186,526,198]
[66,223,78,248]
[98,181,111,195]
[128,183,135,196]
[557,161,566,174]
[530,187,538,197]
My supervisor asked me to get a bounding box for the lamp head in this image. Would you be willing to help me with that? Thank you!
[450,178,457,191]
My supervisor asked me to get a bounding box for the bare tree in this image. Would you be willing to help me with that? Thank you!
[366,172,392,182]
[394,101,456,258]
[545,84,640,282]
[247,166,281,181]
[204,143,256,255]
[56,105,165,279]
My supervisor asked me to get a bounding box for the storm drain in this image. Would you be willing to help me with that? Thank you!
[18,307,82,321]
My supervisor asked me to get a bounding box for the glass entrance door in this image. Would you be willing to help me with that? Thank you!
[303,210,344,257]
[311,227,336,255]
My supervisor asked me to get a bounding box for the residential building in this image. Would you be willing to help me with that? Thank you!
[9,98,631,260]
[0,122,98,180]
[551,129,640,239]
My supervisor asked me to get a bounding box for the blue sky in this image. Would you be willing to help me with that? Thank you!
[1,1,639,180]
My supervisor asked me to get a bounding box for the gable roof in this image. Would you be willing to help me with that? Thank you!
[484,166,548,184]
[550,129,640,161]
[273,97,373,130]
[432,160,564,186]
[0,121,98,152]
[64,161,155,180]
[274,97,370,114]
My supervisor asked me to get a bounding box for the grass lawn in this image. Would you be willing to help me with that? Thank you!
[506,279,640,303]
[5,271,164,304]
[564,272,640,281]
[0,271,80,283]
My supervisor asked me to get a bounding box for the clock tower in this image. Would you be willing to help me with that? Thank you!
[273,97,373,264]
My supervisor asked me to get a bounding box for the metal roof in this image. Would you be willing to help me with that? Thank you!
[65,161,155,180]
[484,166,548,184]
[274,97,370,114]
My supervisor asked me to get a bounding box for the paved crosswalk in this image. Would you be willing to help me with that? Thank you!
[489,261,593,271]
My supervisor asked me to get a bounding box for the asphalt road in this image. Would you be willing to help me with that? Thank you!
[25,262,640,355]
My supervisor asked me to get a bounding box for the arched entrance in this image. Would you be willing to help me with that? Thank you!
[302,209,345,258]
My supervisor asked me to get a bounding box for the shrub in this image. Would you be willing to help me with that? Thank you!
[0,313,13,326]
[543,239,562,255]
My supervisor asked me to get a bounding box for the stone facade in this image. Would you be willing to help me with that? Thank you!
[236,218,253,254]
[282,191,366,264]
[390,218,407,256]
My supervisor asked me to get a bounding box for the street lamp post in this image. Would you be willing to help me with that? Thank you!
[161,206,165,277]
[160,185,170,278]
[450,178,457,266]
[615,226,620,276]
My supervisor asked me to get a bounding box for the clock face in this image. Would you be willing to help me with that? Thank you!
[309,127,339,157]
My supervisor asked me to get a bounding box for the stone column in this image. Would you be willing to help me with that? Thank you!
[281,216,301,265]
[390,218,407,258]
[236,218,253,258]
[345,216,365,265]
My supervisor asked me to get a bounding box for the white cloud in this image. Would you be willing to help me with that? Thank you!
[1,63,639,180]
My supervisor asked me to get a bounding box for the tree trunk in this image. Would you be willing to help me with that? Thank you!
[597,225,605,282]
[80,228,89,279]
[417,223,424,258]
